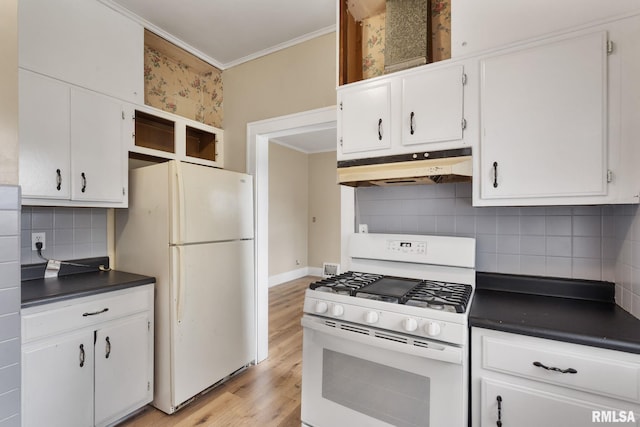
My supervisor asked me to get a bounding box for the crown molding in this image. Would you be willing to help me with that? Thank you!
[98,0,335,70]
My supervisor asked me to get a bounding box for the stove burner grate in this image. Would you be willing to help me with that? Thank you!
[309,271,382,295]
[402,280,473,313]
[309,272,473,313]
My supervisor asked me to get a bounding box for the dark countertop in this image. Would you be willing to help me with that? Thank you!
[470,273,640,354]
[21,257,155,308]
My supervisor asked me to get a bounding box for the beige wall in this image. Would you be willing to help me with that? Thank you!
[308,151,341,268]
[0,0,18,185]
[268,142,309,276]
[222,32,337,173]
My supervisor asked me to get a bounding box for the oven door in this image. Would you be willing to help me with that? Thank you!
[301,315,467,427]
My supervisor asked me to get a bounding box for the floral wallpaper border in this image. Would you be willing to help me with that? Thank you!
[144,45,223,128]
[361,0,451,78]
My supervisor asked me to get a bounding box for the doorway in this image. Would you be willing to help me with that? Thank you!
[247,106,339,362]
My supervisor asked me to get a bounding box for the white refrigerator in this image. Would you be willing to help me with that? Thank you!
[115,160,255,414]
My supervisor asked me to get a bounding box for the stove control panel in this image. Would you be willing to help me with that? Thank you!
[304,294,466,345]
[386,240,427,255]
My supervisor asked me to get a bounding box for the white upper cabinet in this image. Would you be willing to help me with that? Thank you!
[337,61,473,162]
[19,69,71,200]
[473,14,640,206]
[401,65,464,147]
[452,0,640,57]
[70,89,125,203]
[479,31,607,201]
[19,69,128,208]
[338,82,392,155]
[19,0,143,104]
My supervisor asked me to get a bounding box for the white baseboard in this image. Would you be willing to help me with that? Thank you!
[308,267,323,277]
[269,266,324,287]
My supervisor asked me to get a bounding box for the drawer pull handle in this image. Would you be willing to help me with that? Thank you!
[378,118,383,141]
[81,172,87,193]
[56,169,62,191]
[82,308,109,317]
[496,395,502,427]
[410,111,415,135]
[105,336,111,359]
[533,361,577,374]
[493,161,499,188]
[79,344,85,368]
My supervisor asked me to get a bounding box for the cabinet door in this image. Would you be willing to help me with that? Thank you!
[94,314,152,427]
[402,65,464,146]
[70,89,125,203]
[479,31,608,201]
[339,82,392,155]
[19,69,71,200]
[22,331,94,427]
[19,0,143,103]
[480,378,640,427]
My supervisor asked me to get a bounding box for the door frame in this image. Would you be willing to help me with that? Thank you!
[247,106,345,362]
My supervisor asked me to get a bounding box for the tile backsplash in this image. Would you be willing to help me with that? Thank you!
[0,186,21,425]
[356,183,617,281]
[20,207,108,264]
[356,182,640,318]
[613,205,640,316]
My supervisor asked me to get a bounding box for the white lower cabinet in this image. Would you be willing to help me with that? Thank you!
[21,284,154,427]
[472,328,640,427]
[22,330,95,427]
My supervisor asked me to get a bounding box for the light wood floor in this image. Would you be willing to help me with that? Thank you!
[119,276,314,427]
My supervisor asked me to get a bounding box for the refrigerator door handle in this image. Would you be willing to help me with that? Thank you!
[174,161,187,244]
[176,245,186,323]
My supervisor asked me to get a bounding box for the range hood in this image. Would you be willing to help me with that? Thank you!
[337,148,472,187]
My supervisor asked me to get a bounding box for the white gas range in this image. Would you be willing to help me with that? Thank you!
[301,233,475,427]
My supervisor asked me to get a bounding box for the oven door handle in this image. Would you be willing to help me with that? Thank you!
[302,316,462,365]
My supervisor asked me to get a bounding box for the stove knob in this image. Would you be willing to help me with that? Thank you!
[331,304,344,317]
[426,322,441,337]
[314,301,328,314]
[364,311,379,324]
[403,318,418,332]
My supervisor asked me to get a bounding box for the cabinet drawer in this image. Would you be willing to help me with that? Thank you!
[480,378,640,427]
[22,285,153,343]
[482,334,640,403]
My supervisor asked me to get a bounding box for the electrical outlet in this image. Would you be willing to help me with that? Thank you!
[358,224,368,233]
[31,232,46,251]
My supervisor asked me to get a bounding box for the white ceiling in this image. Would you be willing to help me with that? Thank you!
[271,128,337,154]
[102,0,336,69]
